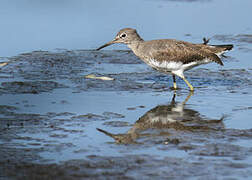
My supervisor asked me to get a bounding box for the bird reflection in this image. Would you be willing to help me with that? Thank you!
[97,92,224,144]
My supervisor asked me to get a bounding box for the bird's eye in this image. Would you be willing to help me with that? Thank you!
[120,33,127,38]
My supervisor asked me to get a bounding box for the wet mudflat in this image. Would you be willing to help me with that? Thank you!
[0,0,252,179]
[0,35,252,179]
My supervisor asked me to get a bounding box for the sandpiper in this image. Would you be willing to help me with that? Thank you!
[97,28,233,91]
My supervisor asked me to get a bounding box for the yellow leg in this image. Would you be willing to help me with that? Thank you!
[182,77,194,91]
[172,74,177,90]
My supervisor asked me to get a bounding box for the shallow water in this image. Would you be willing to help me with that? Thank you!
[0,0,252,179]
[1,48,252,179]
[0,0,252,56]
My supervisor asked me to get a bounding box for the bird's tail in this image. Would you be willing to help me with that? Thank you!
[202,38,233,51]
[212,44,233,51]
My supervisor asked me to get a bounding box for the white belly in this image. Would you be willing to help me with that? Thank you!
[148,59,182,72]
[147,58,211,73]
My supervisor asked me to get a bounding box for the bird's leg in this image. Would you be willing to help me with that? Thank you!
[172,74,177,90]
[182,77,194,91]
[172,71,194,91]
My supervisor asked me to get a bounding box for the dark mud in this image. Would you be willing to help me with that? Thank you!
[3,154,252,180]
[0,45,252,179]
[2,50,252,94]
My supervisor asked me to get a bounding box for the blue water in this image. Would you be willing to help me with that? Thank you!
[0,0,251,57]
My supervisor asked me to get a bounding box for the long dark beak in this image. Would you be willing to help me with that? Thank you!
[96,39,116,51]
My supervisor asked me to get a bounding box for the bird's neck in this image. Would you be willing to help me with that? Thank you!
[127,40,143,56]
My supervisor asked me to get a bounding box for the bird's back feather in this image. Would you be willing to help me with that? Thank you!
[135,39,224,65]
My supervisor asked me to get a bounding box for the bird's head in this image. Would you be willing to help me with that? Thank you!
[96,28,143,50]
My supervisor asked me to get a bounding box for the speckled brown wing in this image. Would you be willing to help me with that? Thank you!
[141,40,224,65]
[196,43,233,54]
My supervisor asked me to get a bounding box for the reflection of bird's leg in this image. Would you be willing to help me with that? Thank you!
[171,91,177,104]
[171,90,193,107]
[182,91,194,105]
[172,74,177,90]
[174,91,194,114]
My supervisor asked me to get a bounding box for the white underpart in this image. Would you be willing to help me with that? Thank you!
[147,113,178,123]
[145,103,185,124]
[148,58,211,78]
[209,45,226,57]
[216,51,225,57]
